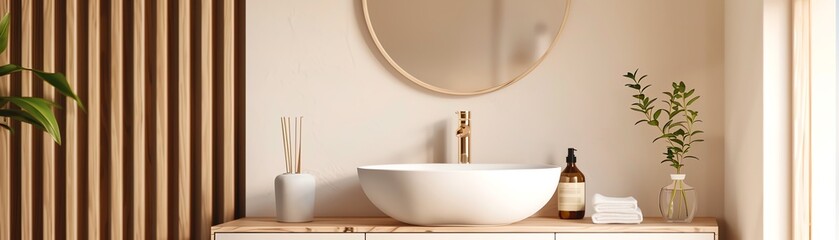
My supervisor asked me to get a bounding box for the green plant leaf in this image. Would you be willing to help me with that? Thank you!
[653,109,662,120]
[671,138,684,146]
[641,84,651,92]
[631,107,645,113]
[679,81,686,91]
[0,97,61,144]
[0,13,9,55]
[635,119,648,125]
[684,156,699,160]
[688,96,700,106]
[648,120,659,126]
[31,70,85,111]
[690,139,705,144]
[654,133,675,142]
[685,89,695,98]
[0,108,47,131]
[639,75,647,81]
[0,64,84,111]
[0,122,12,133]
[690,130,704,136]
[0,64,23,76]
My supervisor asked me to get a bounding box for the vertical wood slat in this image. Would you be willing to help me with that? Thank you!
[0,0,10,239]
[20,2,33,239]
[222,0,236,223]
[154,0,170,238]
[64,1,80,239]
[1,0,244,239]
[199,0,213,239]
[109,0,125,239]
[178,0,192,239]
[132,0,147,239]
[41,1,56,240]
[86,0,102,238]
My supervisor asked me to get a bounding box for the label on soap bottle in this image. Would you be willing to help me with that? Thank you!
[557,182,585,211]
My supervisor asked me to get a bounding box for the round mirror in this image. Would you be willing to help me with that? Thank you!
[363,0,570,95]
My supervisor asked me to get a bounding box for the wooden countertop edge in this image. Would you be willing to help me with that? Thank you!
[212,217,718,234]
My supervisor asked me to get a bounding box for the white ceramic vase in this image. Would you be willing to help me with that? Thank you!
[274,173,315,222]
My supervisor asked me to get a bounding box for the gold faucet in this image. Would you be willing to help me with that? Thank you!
[456,111,471,164]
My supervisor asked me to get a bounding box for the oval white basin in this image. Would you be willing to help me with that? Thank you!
[357,163,561,226]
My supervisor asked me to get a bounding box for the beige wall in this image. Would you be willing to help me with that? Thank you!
[246,0,724,219]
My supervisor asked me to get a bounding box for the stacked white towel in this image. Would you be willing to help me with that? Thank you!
[591,194,643,224]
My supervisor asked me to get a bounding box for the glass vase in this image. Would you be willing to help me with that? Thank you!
[659,174,697,223]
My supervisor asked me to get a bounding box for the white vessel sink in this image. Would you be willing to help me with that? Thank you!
[357,163,561,226]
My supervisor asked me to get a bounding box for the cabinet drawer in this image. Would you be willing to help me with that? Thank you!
[215,233,365,240]
[366,233,554,240]
[555,233,714,240]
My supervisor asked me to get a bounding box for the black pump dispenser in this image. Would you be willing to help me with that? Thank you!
[566,148,577,163]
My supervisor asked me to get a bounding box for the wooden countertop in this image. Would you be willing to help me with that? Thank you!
[212,217,718,234]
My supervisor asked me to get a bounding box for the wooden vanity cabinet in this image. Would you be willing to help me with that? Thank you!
[212,217,718,240]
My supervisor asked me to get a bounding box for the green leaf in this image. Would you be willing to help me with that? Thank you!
[623,73,633,79]
[673,129,686,136]
[671,138,684,146]
[654,133,675,142]
[672,82,679,90]
[0,64,23,76]
[0,13,9,54]
[690,130,705,136]
[685,89,695,98]
[31,70,85,111]
[641,84,651,92]
[648,120,659,126]
[631,107,645,113]
[634,119,648,125]
[684,156,699,160]
[0,122,12,133]
[0,64,84,111]
[679,81,686,91]
[639,75,648,81]
[632,94,644,99]
[688,96,700,106]
[0,109,47,132]
[653,109,662,120]
[0,97,61,144]
[690,139,705,144]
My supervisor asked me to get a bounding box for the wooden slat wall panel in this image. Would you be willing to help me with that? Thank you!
[64,1,80,239]
[20,2,33,239]
[87,0,102,238]
[153,0,170,238]
[0,0,246,239]
[41,1,56,240]
[0,0,9,239]
[132,0,147,239]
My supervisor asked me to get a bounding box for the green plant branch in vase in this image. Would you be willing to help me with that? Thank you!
[622,69,703,222]
[0,12,84,144]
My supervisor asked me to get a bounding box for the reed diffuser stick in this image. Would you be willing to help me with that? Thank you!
[291,117,298,173]
[284,117,293,174]
[296,117,303,174]
[281,118,289,173]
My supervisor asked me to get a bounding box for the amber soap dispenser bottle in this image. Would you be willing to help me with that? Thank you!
[558,148,585,219]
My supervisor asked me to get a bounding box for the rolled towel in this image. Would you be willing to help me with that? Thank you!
[593,194,638,213]
[591,207,643,224]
